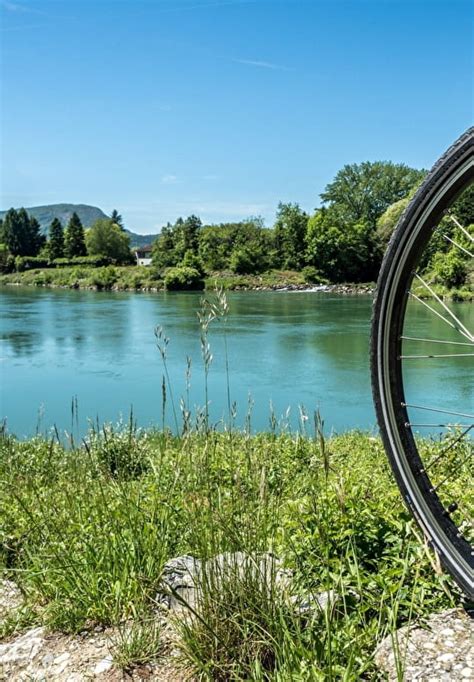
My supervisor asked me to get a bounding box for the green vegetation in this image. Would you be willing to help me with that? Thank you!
[0,264,163,291]
[0,426,467,677]
[85,217,133,263]
[1,164,472,292]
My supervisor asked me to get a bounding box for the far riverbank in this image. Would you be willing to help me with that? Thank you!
[0,264,375,295]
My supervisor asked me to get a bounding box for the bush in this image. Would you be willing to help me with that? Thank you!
[301,266,326,284]
[431,251,467,288]
[229,248,257,274]
[15,256,51,272]
[0,245,14,274]
[90,266,118,290]
[164,266,204,290]
[53,255,112,267]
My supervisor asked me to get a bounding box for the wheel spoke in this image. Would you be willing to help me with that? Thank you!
[400,353,474,358]
[421,425,473,473]
[443,234,474,258]
[402,403,474,420]
[412,274,473,342]
[401,336,474,346]
[430,449,473,493]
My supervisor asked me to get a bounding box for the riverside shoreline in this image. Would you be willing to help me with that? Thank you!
[0,266,375,295]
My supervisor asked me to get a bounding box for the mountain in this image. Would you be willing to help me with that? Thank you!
[0,203,159,248]
[124,230,158,248]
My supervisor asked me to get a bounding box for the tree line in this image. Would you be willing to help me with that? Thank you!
[0,209,133,268]
[151,161,426,284]
[1,160,472,288]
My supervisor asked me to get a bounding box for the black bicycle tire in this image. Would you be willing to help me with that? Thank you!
[371,127,474,600]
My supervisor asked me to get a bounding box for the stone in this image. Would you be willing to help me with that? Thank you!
[156,551,293,612]
[94,655,114,674]
[375,608,474,681]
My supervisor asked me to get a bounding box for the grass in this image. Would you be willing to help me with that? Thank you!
[0,425,469,678]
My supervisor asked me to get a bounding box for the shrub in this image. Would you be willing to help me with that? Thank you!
[230,247,259,274]
[301,266,326,284]
[53,255,112,268]
[0,244,14,273]
[164,266,204,290]
[15,256,51,272]
[90,266,118,290]
[431,250,468,288]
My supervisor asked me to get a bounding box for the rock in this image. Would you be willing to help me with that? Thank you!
[156,552,293,612]
[93,655,114,674]
[0,579,23,621]
[375,608,474,681]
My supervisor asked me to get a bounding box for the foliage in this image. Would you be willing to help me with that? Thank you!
[86,218,132,264]
[450,183,474,225]
[0,243,15,273]
[306,209,380,282]
[0,265,163,291]
[47,218,65,260]
[320,161,425,228]
[429,236,470,288]
[0,426,465,675]
[152,215,202,270]
[14,255,50,272]
[0,208,45,256]
[164,265,204,290]
[273,202,309,269]
[110,209,124,230]
[52,255,112,267]
[376,196,410,246]
[64,212,87,258]
[0,203,108,233]
[301,265,326,284]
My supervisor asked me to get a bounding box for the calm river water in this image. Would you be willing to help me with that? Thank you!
[1,287,472,438]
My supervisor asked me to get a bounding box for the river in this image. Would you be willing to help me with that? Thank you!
[1,287,472,438]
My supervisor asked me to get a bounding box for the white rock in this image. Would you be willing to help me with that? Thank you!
[93,656,113,674]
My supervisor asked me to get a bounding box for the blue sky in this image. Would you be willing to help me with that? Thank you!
[1,0,472,234]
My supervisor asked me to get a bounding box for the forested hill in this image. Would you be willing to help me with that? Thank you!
[0,204,107,232]
[0,204,159,248]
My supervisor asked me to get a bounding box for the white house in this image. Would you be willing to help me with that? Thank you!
[134,245,153,266]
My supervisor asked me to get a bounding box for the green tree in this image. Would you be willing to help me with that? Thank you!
[110,209,124,230]
[175,214,202,260]
[48,218,65,260]
[152,223,179,270]
[1,208,44,256]
[321,161,425,228]
[450,183,474,226]
[86,218,132,263]
[305,208,380,282]
[64,212,87,258]
[273,202,308,269]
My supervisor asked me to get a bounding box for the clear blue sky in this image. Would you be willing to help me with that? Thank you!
[1,0,472,234]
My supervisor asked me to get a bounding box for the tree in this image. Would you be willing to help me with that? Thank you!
[1,208,44,256]
[152,223,180,270]
[305,208,380,282]
[320,161,425,228]
[64,212,87,258]
[48,218,65,260]
[86,218,132,263]
[110,209,124,230]
[175,214,201,261]
[273,202,309,269]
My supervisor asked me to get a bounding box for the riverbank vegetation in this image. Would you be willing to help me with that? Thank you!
[0,424,468,679]
[1,161,472,293]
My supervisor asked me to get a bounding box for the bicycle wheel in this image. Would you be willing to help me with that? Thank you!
[371,128,473,600]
